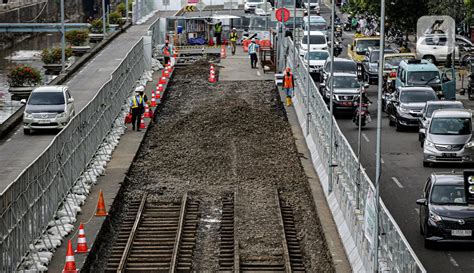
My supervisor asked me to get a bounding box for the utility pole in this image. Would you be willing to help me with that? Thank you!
[328,0,336,193]
[126,0,129,24]
[60,0,65,72]
[374,0,387,270]
[102,0,106,37]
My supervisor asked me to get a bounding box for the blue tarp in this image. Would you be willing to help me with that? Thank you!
[188,37,207,45]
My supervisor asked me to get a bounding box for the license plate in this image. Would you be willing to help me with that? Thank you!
[37,119,50,124]
[452,230,472,236]
[341,102,352,106]
[442,153,456,158]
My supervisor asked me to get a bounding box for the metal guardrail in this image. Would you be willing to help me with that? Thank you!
[284,38,426,273]
[0,20,154,272]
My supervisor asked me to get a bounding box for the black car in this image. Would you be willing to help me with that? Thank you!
[386,86,438,131]
[417,172,474,248]
[362,47,395,84]
[319,57,358,86]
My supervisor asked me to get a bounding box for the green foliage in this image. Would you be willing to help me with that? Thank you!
[128,0,134,11]
[116,2,126,16]
[7,64,42,87]
[41,47,73,64]
[89,18,108,33]
[65,29,89,46]
[109,11,124,26]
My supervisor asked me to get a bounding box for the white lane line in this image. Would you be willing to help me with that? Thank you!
[391,177,404,188]
[414,208,419,215]
[6,138,11,142]
[447,254,459,267]
[362,133,370,143]
[257,70,261,76]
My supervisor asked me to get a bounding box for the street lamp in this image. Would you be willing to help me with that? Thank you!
[60,0,65,72]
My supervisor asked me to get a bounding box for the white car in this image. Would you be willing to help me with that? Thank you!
[303,50,330,73]
[254,2,272,16]
[244,0,264,13]
[303,0,320,10]
[416,34,474,64]
[299,31,328,57]
[21,86,75,134]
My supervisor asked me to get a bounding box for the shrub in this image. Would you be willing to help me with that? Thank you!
[109,11,124,26]
[65,29,89,46]
[89,18,109,34]
[128,0,134,12]
[116,2,126,16]
[41,47,73,64]
[7,64,42,87]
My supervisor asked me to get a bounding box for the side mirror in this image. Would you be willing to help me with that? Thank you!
[20,99,27,104]
[67,98,75,103]
[364,83,370,89]
[416,198,427,206]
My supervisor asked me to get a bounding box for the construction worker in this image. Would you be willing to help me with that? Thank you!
[283,67,295,106]
[229,28,238,55]
[129,89,146,131]
[248,38,259,69]
[162,40,172,66]
[215,22,223,45]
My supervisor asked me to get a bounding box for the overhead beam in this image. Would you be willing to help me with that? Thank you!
[0,23,90,33]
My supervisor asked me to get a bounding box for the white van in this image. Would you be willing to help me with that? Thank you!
[299,31,328,56]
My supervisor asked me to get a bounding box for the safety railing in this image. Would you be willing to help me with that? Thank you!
[284,38,425,273]
[132,0,155,25]
[0,17,159,271]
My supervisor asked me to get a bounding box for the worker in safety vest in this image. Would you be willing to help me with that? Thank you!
[229,28,238,55]
[248,38,259,69]
[283,67,295,106]
[214,22,223,45]
[129,89,146,131]
[162,40,172,66]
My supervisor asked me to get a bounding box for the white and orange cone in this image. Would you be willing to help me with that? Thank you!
[144,104,151,118]
[140,115,146,129]
[75,223,89,253]
[63,240,78,273]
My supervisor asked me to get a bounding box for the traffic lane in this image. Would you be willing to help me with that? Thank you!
[336,85,474,273]
[0,16,159,190]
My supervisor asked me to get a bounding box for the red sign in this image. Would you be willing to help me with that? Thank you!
[188,0,199,3]
[275,8,290,22]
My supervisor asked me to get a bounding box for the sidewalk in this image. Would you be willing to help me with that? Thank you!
[219,45,274,81]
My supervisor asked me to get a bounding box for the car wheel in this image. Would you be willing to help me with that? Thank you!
[395,119,403,131]
[389,116,395,126]
[23,128,31,135]
[423,55,436,65]
[420,140,424,148]
[424,238,434,249]
[423,161,430,167]
[419,221,425,235]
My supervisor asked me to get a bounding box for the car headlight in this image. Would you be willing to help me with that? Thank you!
[465,142,474,149]
[399,106,410,114]
[425,140,435,148]
[24,112,33,119]
[429,211,442,222]
[56,112,66,118]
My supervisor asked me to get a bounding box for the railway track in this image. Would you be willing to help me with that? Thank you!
[105,193,199,272]
[218,190,306,272]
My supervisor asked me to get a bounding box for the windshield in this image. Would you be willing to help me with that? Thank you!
[369,50,395,63]
[431,185,467,205]
[326,61,357,73]
[332,76,360,88]
[426,104,463,117]
[400,90,437,103]
[247,0,261,2]
[384,55,415,67]
[407,71,440,85]
[355,40,380,54]
[301,35,326,45]
[306,51,329,61]
[250,17,277,30]
[28,92,65,105]
[429,117,471,135]
[306,23,326,31]
[284,17,303,28]
[256,3,271,8]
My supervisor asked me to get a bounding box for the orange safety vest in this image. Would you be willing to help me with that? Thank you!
[283,73,294,88]
[163,46,171,57]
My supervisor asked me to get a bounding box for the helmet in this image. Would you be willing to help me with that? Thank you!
[286,67,291,72]
[233,28,236,30]
[251,38,256,42]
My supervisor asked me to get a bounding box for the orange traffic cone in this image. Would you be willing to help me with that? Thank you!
[150,91,157,107]
[63,240,78,273]
[140,115,146,129]
[220,45,226,59]
[156,90,162,100]
[158,76,167,85]
[209,73,217,83]
[157,84,164,92]
[144,104,151,118]
[167,60,172,67]
[75,223,89,253]
[95,190,108,217]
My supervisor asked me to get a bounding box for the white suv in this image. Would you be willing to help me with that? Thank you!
[416,34,474,64]
[299,31,328,57]
[244,0,264,13]
[21,86,75,135]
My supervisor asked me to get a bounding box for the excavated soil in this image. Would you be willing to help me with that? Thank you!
[83,60,334,272]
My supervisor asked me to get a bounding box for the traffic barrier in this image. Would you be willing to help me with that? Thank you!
[95,190,108,217]
[75,223,89,253]
[62,240,78,273]
[140,115,146,129]
[220,45,226,59]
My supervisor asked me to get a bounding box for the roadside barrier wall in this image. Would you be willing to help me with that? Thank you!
[283,38,426,273]
[0,18,161,272]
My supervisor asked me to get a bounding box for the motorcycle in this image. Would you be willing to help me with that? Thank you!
[353,101,371,128]
[335,24,343,38]
[334,41,343,57]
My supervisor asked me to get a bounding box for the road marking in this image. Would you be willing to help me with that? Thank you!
[391,177,404,188]
[381,158,385,164]
[257,70,261,76]
[414,208,419,215]
[6,138,11,142]
[447,254,459,267]
[362,133,370,143]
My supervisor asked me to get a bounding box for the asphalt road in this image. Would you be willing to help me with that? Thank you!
[315,4,474,272]
[0,16,158,193]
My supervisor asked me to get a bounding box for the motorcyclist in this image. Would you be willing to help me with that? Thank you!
[354,88,372,105]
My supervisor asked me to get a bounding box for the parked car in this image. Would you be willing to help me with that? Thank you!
[303,0,319,9]
[244,0,265,13]
[299,31,328,56]
[362,47,396,83]
[423,109,473,166]
[395,59,456,100]
[386,86,438,131]
[416,34,474,64]
[319,57,358,85]
[416,172,474,247]
[303,50,330,81]
[255,2,273,16]
[418,101,464,145]
[21,86,75,135]
[322,72,363,112]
